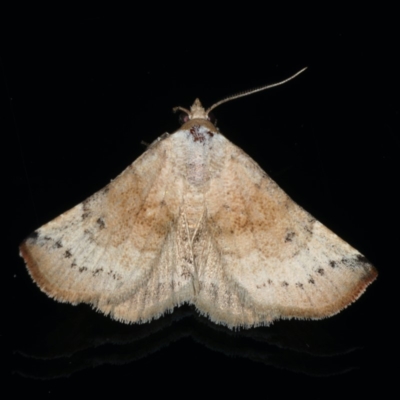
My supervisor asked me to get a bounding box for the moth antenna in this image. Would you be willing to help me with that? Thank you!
[206,67,308,115]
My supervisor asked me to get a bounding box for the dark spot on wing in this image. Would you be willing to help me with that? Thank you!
[285,232,295,242]
[295,282,304,289]
[107,270,122,281]
[71,262,77,268]
[96,218,105,230]
[304,217,316,234]
[341,255,371,271]
[304,226,313,234]
[317,268,325,276]
[281,281,289,287]
[267,279,273,285]
[55,240,63,248]
[79,267,88,272]
[308,277,315,284]
[93,268,103,276]
[356,254,369,264]
[64,250,72,258]
[82,199,92,219]
[329,260,337,268]
[341,257,352,267]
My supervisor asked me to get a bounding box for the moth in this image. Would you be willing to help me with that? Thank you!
[20,68,377,328]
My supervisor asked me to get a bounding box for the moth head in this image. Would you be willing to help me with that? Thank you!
[176,100,217,127]
[174,98,207,123]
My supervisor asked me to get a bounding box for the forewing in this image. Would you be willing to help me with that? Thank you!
[199,137,377,327]
[20,135,194,323]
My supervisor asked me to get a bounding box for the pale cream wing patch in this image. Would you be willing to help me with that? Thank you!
[199,137,377,328]
[20,135,195,323]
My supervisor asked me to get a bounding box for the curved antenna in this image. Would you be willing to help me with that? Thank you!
[206,67,307,114]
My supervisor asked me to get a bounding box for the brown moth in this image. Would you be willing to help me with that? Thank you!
[20,68,377,328]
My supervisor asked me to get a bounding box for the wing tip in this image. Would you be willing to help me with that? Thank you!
[281,262,378,322]
[19,239,82,305]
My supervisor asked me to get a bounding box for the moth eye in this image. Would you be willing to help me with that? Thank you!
[208,112,216,125]
[178,113,189,125]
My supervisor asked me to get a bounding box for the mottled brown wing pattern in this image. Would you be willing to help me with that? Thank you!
[198,137,377,327]
[20,136,197,322]
[20,103,377,328]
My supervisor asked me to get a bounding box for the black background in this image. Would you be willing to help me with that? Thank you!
[6,5,398,397]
